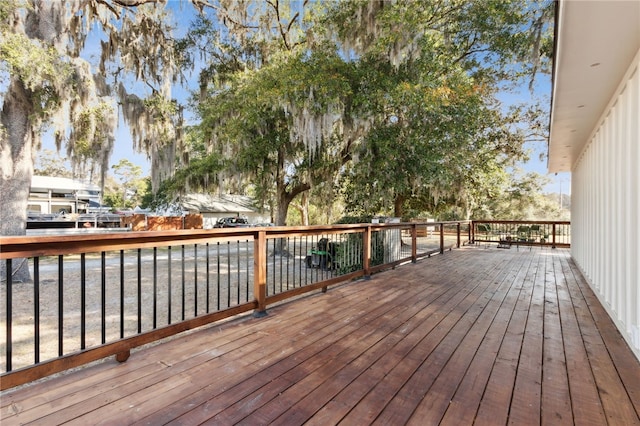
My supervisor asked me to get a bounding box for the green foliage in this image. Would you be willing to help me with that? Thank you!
[139,178,154,208]
[103,159,147,209]
[332,215,384,274]
[326,1,554,221]
[477,171,568,220]
[152,153,224,205]
[143,93,179,123]
[334,215,374,225]
[188,0,555,224]
[70,102,115,160]
[102,191,125,210]
[34,149,73,178]
[333,235,364,274]
[0,31,71,118]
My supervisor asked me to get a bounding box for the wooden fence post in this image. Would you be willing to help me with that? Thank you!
[470,221,475,244]
[363,226,371,279]
[253,230,267,317]
[439,223,444,254]
[456,222,461,248]
[411,224,417,263]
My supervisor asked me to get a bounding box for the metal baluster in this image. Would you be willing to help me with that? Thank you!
[216,242,221,311]
[80,254,85,350]
[153,247,157,329]
[245,240,250,302]
[181,245,185,321]
[272,238,277,294]
[237,240,241,304]
[206,243,210,313]
[58,255,64,357]
[120,250,124,339]
[194,244,198,317]
[305,235,309,287]
[137,248,142,333]
[273,238,284,293]
[289,237,294,290]
[168,246,172,325]
[6,259,12,372]
[101,252,106,344]
[34,257,41,362]
[227,241,231,307]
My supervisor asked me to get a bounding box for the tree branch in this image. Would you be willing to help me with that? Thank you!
[110,0,161,7]
[266,0,292,50]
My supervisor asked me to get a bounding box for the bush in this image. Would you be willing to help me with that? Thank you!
[332,215,384,274]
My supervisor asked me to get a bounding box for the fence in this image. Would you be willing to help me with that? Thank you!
[0,220,471,390]
[471,220,571,248]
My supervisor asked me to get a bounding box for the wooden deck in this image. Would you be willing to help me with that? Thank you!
[2,246,639,425]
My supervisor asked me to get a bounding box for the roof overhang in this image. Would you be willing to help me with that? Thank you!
[548,0,640,173]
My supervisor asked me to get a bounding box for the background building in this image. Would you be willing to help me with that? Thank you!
[549,0,640,360]
[28,175,101,215]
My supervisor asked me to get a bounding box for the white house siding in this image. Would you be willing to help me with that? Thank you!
[572,50,640,360]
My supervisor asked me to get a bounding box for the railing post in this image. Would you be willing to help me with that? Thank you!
[471,221,475,244]
[439,223,444,254]
[552,223,557,249]
[363,226,371,279]
[456,222,461,248]
[468,221,472,244]
[411,224,417,263]
[253,230,268,317]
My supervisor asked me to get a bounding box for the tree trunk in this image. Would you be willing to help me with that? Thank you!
[272,188,293,256]
[275,183,310,227]
[1,78,36,282]
[276,190,291,226]
[272,147,311,255]
[393,195,405,219]
[301,191,309,226]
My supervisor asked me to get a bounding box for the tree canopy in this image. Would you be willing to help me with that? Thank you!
[1,0,195,281]
[178,0,554,224]
[2,0,555,228]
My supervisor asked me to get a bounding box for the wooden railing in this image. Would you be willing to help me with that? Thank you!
[0,220,471,390]
[471,220,571,248]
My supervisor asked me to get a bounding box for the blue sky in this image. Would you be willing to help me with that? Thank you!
[495,76,571,195]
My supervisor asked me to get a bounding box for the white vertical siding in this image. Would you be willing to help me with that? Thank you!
[572,51,640,360]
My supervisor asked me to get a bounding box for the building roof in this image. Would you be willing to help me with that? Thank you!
[31,175,100,193]
[548,0,640,173]
[179,194,260,214]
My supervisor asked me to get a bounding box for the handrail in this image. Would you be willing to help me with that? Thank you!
[0,220,471,390]
[471,220,571,248]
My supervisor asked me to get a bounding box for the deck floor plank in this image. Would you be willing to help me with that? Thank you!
[8,281,405,425]
[555,253,607,425]
[541,253,573,424]
[302,252,490,426]
[203,255,469,425]
[344,251,514,425]
[1,247,639,426]
[435,250,535,426]
[68,280,416,425]
[275,254,490,426]
[507,251,546,425]
[387,253,528,426]
[150,276,431,426]
[473,251,537,426]
[561,255,640,424]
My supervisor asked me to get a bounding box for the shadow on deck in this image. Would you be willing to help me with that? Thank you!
[2,246,639,425]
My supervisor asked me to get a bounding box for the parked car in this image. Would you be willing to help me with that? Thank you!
[214,217,250,228]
